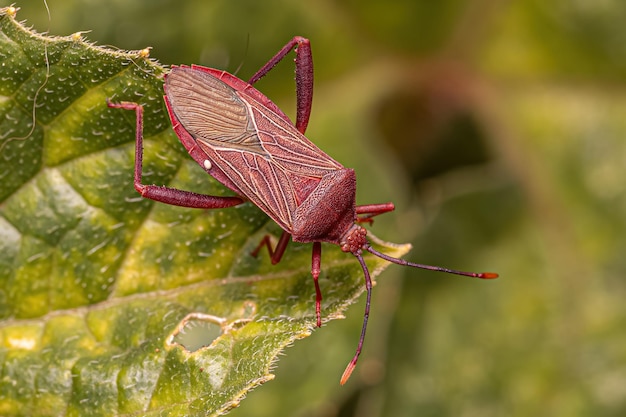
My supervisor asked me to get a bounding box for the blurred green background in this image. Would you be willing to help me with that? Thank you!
[8,0,626,416]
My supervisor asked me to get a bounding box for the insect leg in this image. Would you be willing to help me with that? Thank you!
[251,234,324,326]
[247,36,313,134]
[355,202,395,224]
[311,242,323,327]
[107,100,244,209]
[250,230,291,265]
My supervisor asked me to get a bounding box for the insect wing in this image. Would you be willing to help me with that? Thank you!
[165,67,343,232]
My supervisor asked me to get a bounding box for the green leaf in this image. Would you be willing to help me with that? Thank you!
[0,7,408,416]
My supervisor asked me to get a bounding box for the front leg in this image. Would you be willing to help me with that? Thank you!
[107,100,244,209]
[355,202,395,224]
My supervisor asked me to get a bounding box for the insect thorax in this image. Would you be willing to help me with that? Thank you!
[291,168,357,245]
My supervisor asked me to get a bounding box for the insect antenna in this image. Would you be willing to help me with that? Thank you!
[366,245,499,279]
[340,244,498,385]
[340,252,373,385]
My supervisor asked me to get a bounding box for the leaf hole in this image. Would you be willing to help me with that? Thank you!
[170,313,226,352]
[167,304,256,352]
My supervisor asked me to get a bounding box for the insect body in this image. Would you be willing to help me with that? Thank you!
[165,64,356,246]
[108,36,497,385]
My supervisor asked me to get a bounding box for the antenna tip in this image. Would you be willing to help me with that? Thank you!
[340,360,357,385]
[479,272,499,279]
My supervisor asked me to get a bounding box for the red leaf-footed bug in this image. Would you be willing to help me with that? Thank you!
[107,36,498,385]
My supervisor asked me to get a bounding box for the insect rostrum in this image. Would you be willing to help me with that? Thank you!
[108,36,498,385]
